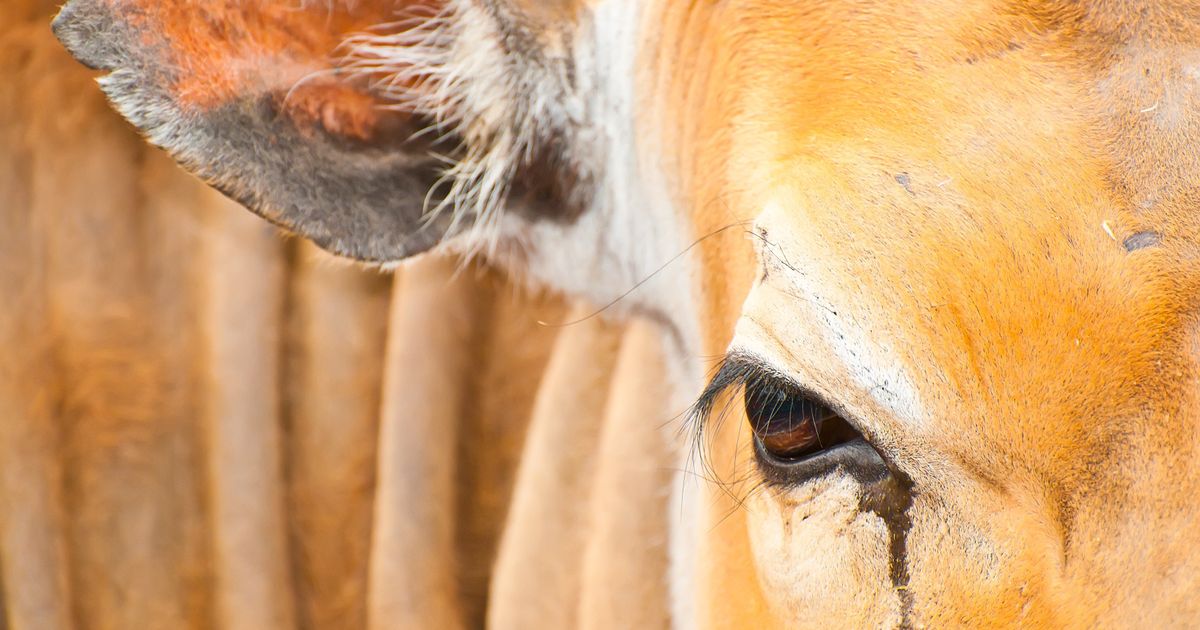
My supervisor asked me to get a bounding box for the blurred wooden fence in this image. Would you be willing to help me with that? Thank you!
[0,2,678,629]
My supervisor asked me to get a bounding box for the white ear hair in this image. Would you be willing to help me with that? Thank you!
[342,0,587,257]
[347,0,701,366]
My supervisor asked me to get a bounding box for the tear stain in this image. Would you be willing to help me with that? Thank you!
[858,469,916,629]
[1123,230,1161,252]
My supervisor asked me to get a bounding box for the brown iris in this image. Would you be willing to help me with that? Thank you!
[744,376,859,461]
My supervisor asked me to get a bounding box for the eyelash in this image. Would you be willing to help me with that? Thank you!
[688,354,763,440]
[686,353,784,472]
[687,352,868,486]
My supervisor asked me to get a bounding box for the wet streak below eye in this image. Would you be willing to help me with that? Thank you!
[857,466,915,629]
[753,438,917,625]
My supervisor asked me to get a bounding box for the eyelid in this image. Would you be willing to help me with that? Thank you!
[692,352,788,418]
[690,351,827,442]
[689,349,876,453]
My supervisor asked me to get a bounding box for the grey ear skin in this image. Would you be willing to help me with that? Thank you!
[51,0,455,263]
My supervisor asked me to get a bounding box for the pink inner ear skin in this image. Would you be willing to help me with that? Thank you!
[112,0,437,117]
[279,82,400,142]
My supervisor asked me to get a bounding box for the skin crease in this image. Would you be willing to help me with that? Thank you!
[645,0,1200,627]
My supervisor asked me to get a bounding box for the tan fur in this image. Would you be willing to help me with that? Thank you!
[0,11,75,630]
[284,242,390,630]
[370,256,476,630]
[33,39,212,630]
[200,188,297,630]
[5,6,627,628]
[450,268,565,627]
[645,0,1200,626]
[576,320,678,630]
[30,0,1200,627]
[487,306,625,629]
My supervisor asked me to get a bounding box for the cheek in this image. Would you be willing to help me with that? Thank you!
[903,491,1066,626]
[744,477,902,628]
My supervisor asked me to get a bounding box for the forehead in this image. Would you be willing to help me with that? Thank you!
[708,0,1200,466]
[719,0,1200,323]
[718,0,1200,230]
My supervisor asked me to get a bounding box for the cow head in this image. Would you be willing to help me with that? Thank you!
[54,0,1200,626]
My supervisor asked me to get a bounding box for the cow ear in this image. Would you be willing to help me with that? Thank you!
[52,0,460,262]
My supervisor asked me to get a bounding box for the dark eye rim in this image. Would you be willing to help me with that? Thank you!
[739,357,892,487]
[753,434,884,487]
[688,350,897,488]
[743,374,844,455]
[745,378,873,483]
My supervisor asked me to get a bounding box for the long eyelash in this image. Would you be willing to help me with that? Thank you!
[682,352,768,506]
[686,354,756,452]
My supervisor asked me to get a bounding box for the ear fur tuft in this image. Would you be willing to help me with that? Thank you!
[53,0,456,262]
[52,0,591,262]
[341,0,591,255]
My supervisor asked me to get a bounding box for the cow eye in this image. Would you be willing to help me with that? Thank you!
[744,376,861,463]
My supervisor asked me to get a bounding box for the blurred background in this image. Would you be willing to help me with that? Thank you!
[1,3,677,629]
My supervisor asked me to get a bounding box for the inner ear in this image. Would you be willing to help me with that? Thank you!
[53,0,461,262]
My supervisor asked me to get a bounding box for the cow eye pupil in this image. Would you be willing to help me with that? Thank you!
[744,377,857,462]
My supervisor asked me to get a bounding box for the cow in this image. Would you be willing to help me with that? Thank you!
[52,0,1200,626]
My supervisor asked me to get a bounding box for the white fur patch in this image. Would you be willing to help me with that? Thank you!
[344,1,701,354]
[348,3,707,625]
[571,4,705,626]
[745,478,901,627]
[516,0,699,341]
[737,200,927,429]
[343,0,582,253]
